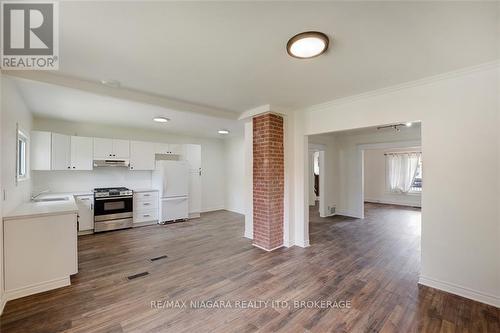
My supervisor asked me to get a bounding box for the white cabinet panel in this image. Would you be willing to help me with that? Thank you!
[155,143,182,155]
[183,144,202,216]
[189,173,202,215]
[31,131,52,170]
[93,138,113,159]
[160,197,189,222]
[4,213,77,296]
[93,138,130,159]
[155,143,170,155]
[183,144,201,170]
[130,141,155,170]
[113,139,130,159]
[133,191,159,225]
[51,133,71,170]
[76,195,94,231]
[133,209,158,224]
[70,136,93,170]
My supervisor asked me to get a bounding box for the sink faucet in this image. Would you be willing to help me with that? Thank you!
[31,189,50,201]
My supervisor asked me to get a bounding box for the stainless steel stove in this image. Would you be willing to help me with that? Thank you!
[93,187,133,232]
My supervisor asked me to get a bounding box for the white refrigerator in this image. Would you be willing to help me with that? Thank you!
[152,160,189,223]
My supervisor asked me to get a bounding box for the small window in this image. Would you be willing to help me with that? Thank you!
[16,128,29,182]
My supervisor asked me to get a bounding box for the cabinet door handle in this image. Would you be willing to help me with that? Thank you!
[144,203,150,206]
[143,214,150,217]
[143,194,150,197]
[67,166,71,169]
[73,166,76,169]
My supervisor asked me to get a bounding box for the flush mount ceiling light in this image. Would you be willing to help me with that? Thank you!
[405,122,413,127]
[218,129,230,135]
[286,31,329,59]
[153,116,170,123]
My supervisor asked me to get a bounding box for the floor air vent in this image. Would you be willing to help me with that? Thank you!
[127,272,149,280]
[150,255,168,262]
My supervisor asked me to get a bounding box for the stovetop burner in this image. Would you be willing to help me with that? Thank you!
[93,187,133,198]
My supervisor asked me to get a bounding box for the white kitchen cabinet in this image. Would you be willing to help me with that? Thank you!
[75,195,94,232]
[113,139,130,159]
[93,138,130,159]
[155,143,182,155]
[31,131,52,170]
[51,133,71,170]
[52,134,93,171]
[4,212,77,300]
[183,144,202,218]
[93,138,113,159]
[130,141,156,170]
[70,136,93,170]
[133,190,159,226]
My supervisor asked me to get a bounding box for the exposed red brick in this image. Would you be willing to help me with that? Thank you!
[253,113,284,250]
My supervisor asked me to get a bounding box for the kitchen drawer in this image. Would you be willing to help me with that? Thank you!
[133,209,158,223]
[134,199,158,212]
[134,191,158,202]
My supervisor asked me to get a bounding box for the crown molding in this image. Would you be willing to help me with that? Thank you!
[304,61,500,113]
[2,70,239,120]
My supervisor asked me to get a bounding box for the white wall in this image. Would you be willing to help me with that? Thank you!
[224,135,245,214]
[2,77,33,215]
[364,147,421,207]
[32,117,226,212]
[297,63,500,306]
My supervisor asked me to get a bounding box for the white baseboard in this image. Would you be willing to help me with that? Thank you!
[224,208,245,215]
[0,293,6,316]
[364,198,421,208]
[336,210,363,219]
[252,243,284,252]
[200,205,225,213]
[4,276,70,302]
[295,239,310,248]
[244,231,253,239]
[418,276,500,308]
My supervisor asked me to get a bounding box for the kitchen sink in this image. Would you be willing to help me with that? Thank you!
[33,197,69,202]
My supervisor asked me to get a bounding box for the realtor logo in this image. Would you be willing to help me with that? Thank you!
[1,1,59,70]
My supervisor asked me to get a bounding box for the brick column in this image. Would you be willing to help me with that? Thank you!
[253,113,284,251]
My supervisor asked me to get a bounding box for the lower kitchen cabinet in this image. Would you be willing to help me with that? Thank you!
[76,195,94,233]
[133,190,159,226]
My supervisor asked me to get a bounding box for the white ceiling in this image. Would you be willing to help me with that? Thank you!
[13,78,243,138]
[7,2,499,137]
[53,1,498,112]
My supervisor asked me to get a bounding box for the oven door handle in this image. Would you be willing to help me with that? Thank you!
[95,196,133,201]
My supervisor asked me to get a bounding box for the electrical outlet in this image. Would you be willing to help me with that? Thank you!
[328,206,336,215]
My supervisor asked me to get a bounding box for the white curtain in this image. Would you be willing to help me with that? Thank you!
[386,152,421,193]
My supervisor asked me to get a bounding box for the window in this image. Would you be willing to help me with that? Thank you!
[386,151,422,194]
[16,128,29,182]
[410,158,423,193]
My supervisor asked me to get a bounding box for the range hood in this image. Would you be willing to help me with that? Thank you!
[93,159,130,168]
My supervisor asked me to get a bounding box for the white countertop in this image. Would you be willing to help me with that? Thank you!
[3,193,79,221]
[132,188,159,193]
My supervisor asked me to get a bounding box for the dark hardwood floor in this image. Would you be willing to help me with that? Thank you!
[1,204,498,332]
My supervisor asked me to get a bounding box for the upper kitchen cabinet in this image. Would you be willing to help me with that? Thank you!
[155,143,182,155]
[93,138,130,159]
[52,133,93,170]
[51,133,71,170]
[70,136,93,170]
[113,139,130,159]
[31,131,52,170]
[130,141,156,170]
